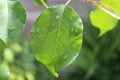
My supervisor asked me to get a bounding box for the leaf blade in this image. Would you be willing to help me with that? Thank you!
[90,8,118,36]
[0,39,6,53]
[30,5,83,77]
[0,0,26,44]
[87,0,120,35]
[86,0,120,19]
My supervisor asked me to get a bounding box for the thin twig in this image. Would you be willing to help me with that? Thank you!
[84,0,97,4]
[65,0,71,5]
[41,0,49,8]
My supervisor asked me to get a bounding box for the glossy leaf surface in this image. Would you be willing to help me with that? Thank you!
[30,5,83,77]
[34,0,48,6]
[89,0,120,35]
[0,0,26,44]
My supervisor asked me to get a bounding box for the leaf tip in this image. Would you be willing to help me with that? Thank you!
[53,72,59,78]
[47,65,59,77]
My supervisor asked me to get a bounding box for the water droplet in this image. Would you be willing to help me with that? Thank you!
[63,29,66,33]
[59,52,62,56]
[52,55,55,58]
[8,27,15,31]
[36,29,40,33]
[52,6,56,8]
[71,28,74,32]
[31,30,34,33]
[69,17,72,20]
[64,55,68,60]
[53,23,55,26]
[38,35,41,38]
[73,23,76,26]
[56,15,60,19]
[42,52,47,56]
[42,28,45,31]
[75,29,78,32]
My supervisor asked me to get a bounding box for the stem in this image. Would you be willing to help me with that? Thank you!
[84,0,97,5]
[65,0,71,5]
[41,0,49,8]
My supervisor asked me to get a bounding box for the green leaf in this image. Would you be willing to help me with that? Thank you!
[0,39,6,53]
[0,63,10,80]
[0,0,26,44]
[34,0,48,6]
[89,0,120,35]
[30,5,83,77]
[90,8,118,36]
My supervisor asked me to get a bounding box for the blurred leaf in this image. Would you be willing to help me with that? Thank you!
[4,48,14,63]
[16,75,25,80]
[0,63,10,80]
[90,8,118,36]
[88,0,120,35]
[10,42,22,53]
[8,36,36,80]
[30,5,83,77]
[86,0,120,19]
[0,0,26,44]
[34,0,48,6]
[0,39,6,53]
[25,72,35,80]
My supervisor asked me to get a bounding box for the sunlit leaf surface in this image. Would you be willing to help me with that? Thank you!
[87,0,120,35]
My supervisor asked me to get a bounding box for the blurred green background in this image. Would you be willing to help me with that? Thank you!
[0,0,120,80]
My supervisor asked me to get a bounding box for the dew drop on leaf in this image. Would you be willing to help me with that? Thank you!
[36,29,40,33]
[56,15,60,19]
[38,35,41,38]
[30,5,83,77]
[75,29,78,32]
[69,17,72,20]
[52,55,55,58]
[8,27,15,31]
[42,28,45,31]
[64,55,68,60]
[71,28,74,32]
[53,23,56,26]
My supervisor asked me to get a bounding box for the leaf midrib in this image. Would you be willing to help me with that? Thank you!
[54,5,66,61]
